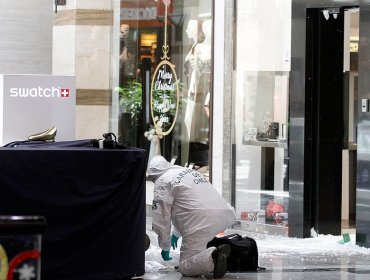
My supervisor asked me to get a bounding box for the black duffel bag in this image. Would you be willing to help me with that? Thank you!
[207,233,263,272]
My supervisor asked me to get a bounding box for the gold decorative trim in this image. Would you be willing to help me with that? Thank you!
[150,0,179,136]
[76,89,112,105]
[54,9,113,26]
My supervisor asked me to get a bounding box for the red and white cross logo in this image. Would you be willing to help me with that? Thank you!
[61,89,69,97]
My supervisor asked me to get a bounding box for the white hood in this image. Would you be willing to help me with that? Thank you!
[147,155,172,181]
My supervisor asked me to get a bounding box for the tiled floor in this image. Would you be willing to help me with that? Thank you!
[142,218,370,279]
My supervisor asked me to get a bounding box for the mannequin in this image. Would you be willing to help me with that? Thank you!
[182,19,212,167]
[189,19,212,143]
[193,19,212,75]
[194,19,212,118]
[184,20,205,99]
[119,24,136,78]
[119,24,130,67]
[183,20,205,166]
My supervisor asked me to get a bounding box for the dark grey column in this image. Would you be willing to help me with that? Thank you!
[289,1,311,238]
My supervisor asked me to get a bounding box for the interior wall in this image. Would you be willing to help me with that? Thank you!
[53,0,113,140]
[0,0,53,74]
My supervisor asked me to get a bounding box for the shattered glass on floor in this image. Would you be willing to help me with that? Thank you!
[142,218,370,279]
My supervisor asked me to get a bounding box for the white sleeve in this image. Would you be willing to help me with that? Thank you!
[152,181,173,251]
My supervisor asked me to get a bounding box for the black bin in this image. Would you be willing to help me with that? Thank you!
[0,216,46,280]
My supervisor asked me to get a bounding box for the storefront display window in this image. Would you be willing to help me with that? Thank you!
[233,0,291,233]
[115,0,213,177]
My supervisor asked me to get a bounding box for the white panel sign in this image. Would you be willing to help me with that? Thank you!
[0,74,76,145]
[121,7,157,20]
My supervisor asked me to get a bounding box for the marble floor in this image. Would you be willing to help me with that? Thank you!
[141,218,370,280]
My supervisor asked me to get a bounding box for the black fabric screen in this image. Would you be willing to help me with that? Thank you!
[0,141,147,279]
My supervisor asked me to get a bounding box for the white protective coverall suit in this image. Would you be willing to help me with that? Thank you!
[148,155,236,277]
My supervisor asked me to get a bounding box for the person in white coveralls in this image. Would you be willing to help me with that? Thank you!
[147,155,236,278]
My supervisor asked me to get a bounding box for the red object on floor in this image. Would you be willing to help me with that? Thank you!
[265,201,284,218]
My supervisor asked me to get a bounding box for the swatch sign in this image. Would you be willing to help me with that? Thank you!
[0,74,76,145]
[9,87,71,98]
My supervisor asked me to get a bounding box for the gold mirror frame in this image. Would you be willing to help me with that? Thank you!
[150,60,180,136]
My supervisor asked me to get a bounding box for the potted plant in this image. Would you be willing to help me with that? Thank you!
[115,80,142,145]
